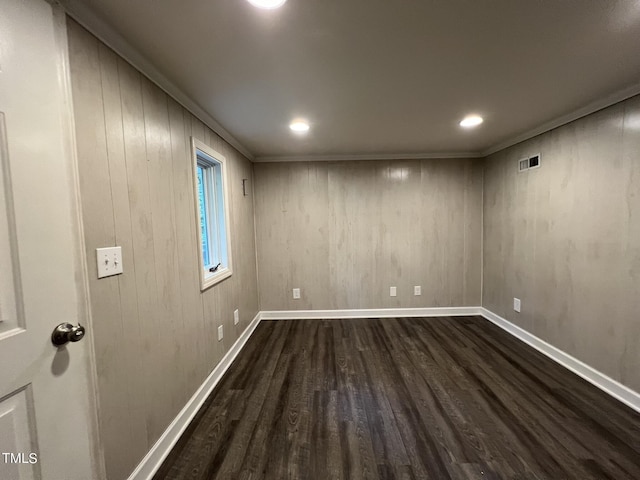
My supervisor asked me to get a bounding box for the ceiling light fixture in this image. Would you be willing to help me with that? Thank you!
[289,120,310,133]
[247,0,287,9]
[460,115,484,128]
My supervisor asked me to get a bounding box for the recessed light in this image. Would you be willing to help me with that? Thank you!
[460,115,484,128]
[247,0,287,9]
[289,120,310,133]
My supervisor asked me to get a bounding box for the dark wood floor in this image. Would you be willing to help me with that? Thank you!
[154,317,640,479]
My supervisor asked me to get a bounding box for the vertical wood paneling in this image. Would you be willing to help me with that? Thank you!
[464,161,483,304]
[254,159,482,310]
[116,56,158,462]
[68,23,129,480]
[98,42,150,478]
[483,94,640,393]
[68,20,259,480]
[182,114,209,385]
[168,100,203,394]
[140,77,186,441]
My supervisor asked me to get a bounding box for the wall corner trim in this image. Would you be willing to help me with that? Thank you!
[480,308,640,414]
[260,307,483,320]
[126,311,262,480]
[254,152,484,163]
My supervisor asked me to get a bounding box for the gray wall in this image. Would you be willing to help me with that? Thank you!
[68,12,640,477]
[68,21,259,480]
[254,159,483,310]
[483,94,640,392]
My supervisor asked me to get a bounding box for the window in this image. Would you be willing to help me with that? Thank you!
[191,138,232,290]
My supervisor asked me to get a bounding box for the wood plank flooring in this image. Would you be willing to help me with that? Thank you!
[153,317,640,479]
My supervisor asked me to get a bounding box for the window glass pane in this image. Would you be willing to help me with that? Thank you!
[197,165,211,267]
[193,139,232,289]
[212,165,228,266]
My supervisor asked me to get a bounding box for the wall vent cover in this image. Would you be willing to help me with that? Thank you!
[518,154,541,172]
[528,154,541,169]
[519,158,529,171]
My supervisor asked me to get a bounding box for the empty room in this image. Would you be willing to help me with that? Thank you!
[1,0,640,479]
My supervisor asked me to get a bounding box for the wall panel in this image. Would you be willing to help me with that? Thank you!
[483,94,640,393]
[68,20,259,480]
[254,159,483,310]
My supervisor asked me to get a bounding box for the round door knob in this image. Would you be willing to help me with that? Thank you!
[51,323,86,347]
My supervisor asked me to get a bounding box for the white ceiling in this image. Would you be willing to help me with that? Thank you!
[66,0,640,160]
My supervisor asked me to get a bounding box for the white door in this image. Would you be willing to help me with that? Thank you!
[0,0,99,479]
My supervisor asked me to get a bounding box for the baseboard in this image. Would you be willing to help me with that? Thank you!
[126,306,640,480]
[126,311,262,480]
[480,308,640,414]
[260,306,482,320]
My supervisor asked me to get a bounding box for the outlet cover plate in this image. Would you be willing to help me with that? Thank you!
[414,285,421,296]
[293,288,301,299]
[390,286,397,297]
[234,309,239,325]
[217,325,224,341]
[514,298,521,313]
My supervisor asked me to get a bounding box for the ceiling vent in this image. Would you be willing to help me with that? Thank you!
[518,153,541,172]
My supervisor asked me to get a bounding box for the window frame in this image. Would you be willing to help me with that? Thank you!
[191,137,233,290]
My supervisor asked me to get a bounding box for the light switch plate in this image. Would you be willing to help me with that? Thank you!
[234,309,239,325]
[390,286,397,297]
[514,297,521,313]
[96,246,123,279]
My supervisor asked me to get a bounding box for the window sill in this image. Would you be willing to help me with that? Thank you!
[201,267,232,291]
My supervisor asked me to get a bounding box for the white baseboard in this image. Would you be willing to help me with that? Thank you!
[480,308,640,414]
[260,306,482,320]
[263,306,640,413]
[126,311,262,480]
[127,306,640,480]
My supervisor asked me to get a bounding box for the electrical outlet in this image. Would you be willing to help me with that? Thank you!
[234,309,239,325]
[218,325,224,341]
[390,286,397,297]
[293,288,301,299]
[96,246,123,279]
[414,285,421,296]
[513,298,521,313]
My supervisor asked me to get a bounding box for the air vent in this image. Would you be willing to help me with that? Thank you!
[519,158,529,172]
[518,153,541,172]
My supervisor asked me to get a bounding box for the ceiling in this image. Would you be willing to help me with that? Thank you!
[65,0,640,160]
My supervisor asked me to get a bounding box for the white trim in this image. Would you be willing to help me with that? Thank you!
[261,306,640,414]
[191,138,234,291]
[126,312,262,480]
[51,5,107,478]
[480,308,640,414]
[254,152,483,163]
[57,0,254,161]
[58,0,640,164]
[125,306,640,480]
[481,82,640,157]
[57,0,640,164]
[260,307,482,320]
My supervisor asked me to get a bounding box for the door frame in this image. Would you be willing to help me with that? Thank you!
[49,3,105,478]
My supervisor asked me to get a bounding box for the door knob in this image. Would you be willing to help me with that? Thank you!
[51,323,86,347]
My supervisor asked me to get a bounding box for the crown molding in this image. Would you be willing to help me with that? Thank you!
[254,151,484,163]
[482,81,640,157]
[56,0,640,164]
[57,0,255,161]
